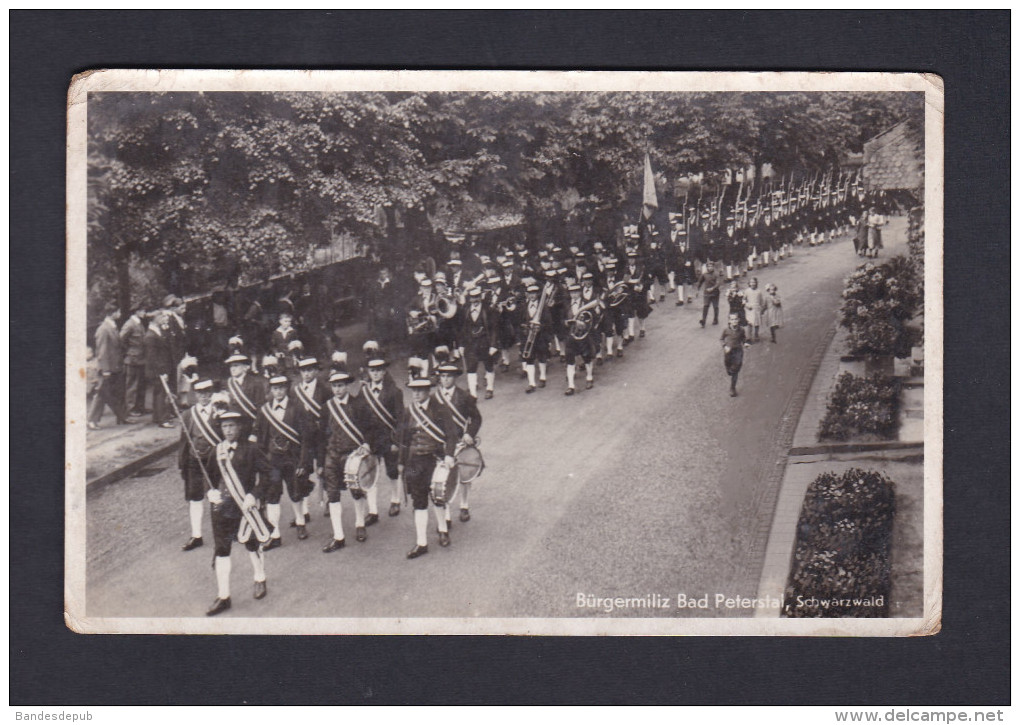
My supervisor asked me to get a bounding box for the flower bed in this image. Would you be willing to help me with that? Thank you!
[782,469,895,618]
[818,372,900,441]
[839,255,923,358]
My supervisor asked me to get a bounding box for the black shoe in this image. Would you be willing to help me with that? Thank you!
[407,544,429,559]
[206,597,231,616]
[525,385,536,394]
[538,379,546,388]
[564,388,575,396]
[460,508,471,522]
[712,320,719,325]
[585,380,594,390]
[596,357,603,366]
[639,330,646,338]
[365,513,380,527]
[730,389,738,397]
[660,295,665,301]
[622,338,631,347]
[616,348,623,358]
[253,580,267,600]
[699,319,706,328]
[296,525,308,540]
[485,390,494,400]
[355,526,367,542]
[388,502,401,517]
[322,538,346,553]
[263,537,282,551]
[438,531,450,547]
[676,301,683,307]
[182,537,203,552]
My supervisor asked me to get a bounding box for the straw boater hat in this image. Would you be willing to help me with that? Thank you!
[407,378,433,389]
[269,375,289,387]
[436,364,461,376]
[225,353,250,365]
[329,370,353,384]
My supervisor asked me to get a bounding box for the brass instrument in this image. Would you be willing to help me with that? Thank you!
[434,293,458,320]
[496,294,518,313]
[521,283,551,359]
[566,298,603,340]
[606,281,630,308]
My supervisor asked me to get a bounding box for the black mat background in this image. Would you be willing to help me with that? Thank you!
[10,10,1009,706]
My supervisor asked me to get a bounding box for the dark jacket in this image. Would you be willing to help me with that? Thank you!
[254,396,312,469]
[209,438,270,517]
[322,393,387,458]
[432,385,482,439]
[178,405,222,471]
[144,327,174,380]
[361,378,403,441]
[398,398,460,464]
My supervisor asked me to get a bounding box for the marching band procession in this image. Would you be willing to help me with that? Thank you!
[88,166,897,616]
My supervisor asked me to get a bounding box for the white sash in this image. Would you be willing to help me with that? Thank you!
[294,383,322,419]
[228,377,258,420]
[435,390,468,431]
[215,442,270,544]
[260,403,301,446]
[363,383,397,432]
[327,398,366,447]
[410,403,445,445]
[193,408,222,448]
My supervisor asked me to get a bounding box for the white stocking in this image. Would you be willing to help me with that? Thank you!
[215,556,231,599]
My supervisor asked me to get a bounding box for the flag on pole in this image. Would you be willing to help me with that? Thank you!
[642,152,658,219]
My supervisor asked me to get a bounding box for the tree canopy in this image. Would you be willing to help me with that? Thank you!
[87,89,922,308]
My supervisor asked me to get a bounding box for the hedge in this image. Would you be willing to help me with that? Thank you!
[782,468,895,618]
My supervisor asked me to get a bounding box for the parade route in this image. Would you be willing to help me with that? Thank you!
[84,221,907,621]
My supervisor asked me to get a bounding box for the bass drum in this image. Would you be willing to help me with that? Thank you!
[343,449,378,495]
[429,460,458,507]
[455,444,485,484]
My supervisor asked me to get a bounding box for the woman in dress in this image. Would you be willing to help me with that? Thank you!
[763,283,784,344]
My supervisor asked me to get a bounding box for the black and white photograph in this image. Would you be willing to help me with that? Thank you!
[66,70,942,635]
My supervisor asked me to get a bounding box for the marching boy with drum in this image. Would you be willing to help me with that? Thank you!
[398,377,460,559]
[433,364,483,526]
[320,368,385,552]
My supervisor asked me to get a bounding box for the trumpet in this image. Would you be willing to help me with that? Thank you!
[496,294,518,313]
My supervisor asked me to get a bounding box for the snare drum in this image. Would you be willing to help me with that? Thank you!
[429,460,457,507]
[454,444,485,484]
[343,449,378,495]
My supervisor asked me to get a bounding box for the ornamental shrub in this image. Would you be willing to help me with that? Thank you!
[818,372,900,441]
[783,468,895,618]
[839,255,923,357]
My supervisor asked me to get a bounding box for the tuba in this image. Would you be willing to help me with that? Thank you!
[434,293,458,320]
[567,299,602,340]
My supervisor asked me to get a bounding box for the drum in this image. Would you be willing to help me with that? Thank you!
[429,460,457,507]
[343,449,378,495]
[455,444,485,484]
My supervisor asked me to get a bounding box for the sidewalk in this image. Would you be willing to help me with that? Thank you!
[754,215,926,618]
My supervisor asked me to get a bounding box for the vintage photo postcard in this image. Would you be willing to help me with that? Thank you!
[66,70,942,635]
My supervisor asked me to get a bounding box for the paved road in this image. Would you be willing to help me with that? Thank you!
[85,222,907,620]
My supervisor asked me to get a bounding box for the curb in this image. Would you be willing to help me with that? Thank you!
[86,441,179,494]
[788,441,923,457]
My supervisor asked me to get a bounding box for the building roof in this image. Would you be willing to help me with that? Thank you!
[862,122,924,192]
